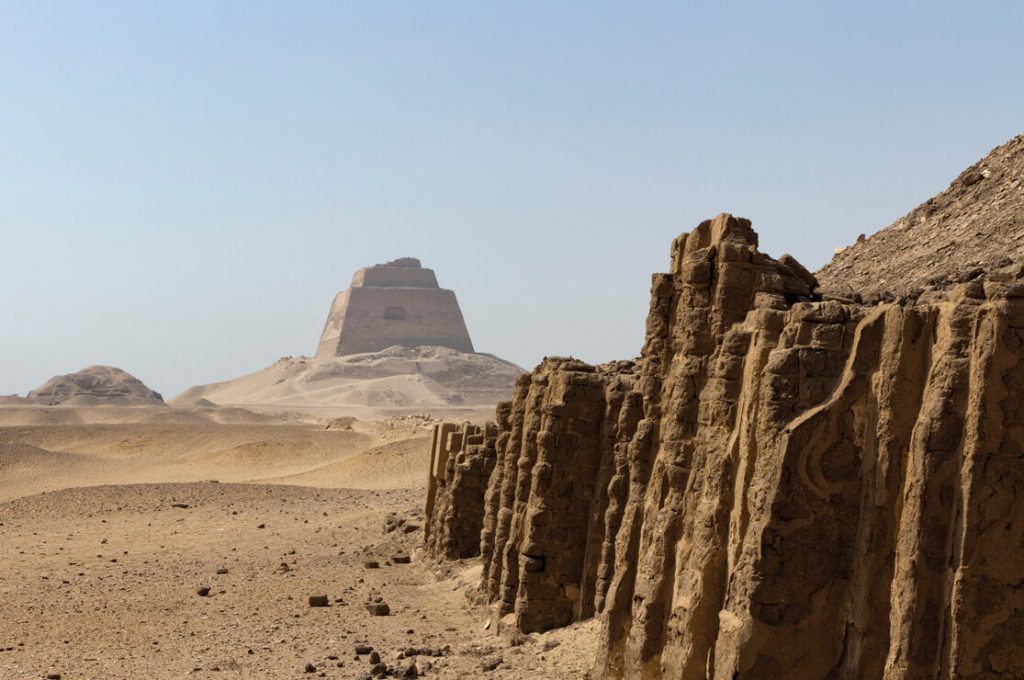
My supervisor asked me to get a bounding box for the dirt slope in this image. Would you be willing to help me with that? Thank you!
[818,133,1024,299]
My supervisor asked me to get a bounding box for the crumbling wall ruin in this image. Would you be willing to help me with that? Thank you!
[426,214,1024,679]
[424,421,499,560]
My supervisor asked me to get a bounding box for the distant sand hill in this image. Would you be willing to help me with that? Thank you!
[173,345,524,419]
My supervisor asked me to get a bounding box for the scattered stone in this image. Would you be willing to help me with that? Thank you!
[391,554,411,564]
[171,503,190,509]
[355,644,373,655]
[304,662,316,673]
[369,650,381,664]
[481,657,503,671]
[308,595,329,607]
[215,566,228,575]
[363,560,380,569]
[196,586,211,597]
[365,602,390,616]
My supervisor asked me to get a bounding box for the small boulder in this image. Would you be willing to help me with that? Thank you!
[309,595,329,607]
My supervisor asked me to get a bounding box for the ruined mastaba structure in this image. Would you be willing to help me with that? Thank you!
[425,212,1024,678]
[316,257,475,357]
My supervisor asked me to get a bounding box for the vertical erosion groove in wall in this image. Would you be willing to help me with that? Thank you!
[424,421,499,560]
[424,213,1024,679]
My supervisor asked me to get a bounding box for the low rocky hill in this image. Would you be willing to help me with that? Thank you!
[26,366,164,406]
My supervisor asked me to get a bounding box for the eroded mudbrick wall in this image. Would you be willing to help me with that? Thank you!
[425,214,1024,679]
[316,258,475,357]
[424,420,499,560]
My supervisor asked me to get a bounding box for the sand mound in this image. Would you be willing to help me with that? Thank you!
[172,345,524,418]
[264,435,433,490]
[26,365,165,406]
[0,418,435,502]
[818,133,1024,299]
[0,403,296,427]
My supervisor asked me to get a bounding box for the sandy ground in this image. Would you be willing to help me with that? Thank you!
[0,411,597,679]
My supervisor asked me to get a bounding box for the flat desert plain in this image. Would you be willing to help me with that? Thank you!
[0,409,596,679]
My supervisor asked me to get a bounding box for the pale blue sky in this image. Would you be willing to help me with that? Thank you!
[2,1,1022,398]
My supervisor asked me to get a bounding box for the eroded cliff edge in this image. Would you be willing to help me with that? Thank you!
[424,214,1024,679]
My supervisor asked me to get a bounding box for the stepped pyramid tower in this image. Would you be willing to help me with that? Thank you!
[315,257,475,358]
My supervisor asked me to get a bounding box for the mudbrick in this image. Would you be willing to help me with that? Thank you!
[426,212,1024,679]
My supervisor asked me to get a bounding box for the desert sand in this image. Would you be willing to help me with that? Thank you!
[0,411,596,679]
[172,347,524,422]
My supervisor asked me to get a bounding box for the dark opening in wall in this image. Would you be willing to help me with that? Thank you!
[383,306,408,320]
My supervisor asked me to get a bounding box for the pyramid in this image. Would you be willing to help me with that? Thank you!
[315,257,475,358]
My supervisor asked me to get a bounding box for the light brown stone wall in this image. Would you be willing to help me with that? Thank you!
[424,421,499,560]
[423,214,1024,679]
[353,265,440,289]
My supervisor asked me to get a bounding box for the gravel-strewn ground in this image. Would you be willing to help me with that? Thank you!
[0,431,597,680]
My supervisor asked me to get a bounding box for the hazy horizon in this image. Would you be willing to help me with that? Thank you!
[4,1,1023,398]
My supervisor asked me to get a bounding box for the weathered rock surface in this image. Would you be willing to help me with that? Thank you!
[818,133,1024,301]
[424,421,500,559]
[316,257,475,358]
[427,213,1024,679]
[26,365,164,406]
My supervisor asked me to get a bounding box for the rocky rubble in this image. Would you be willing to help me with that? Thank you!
[818,133,1024,301]
[425,213,1024,678]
